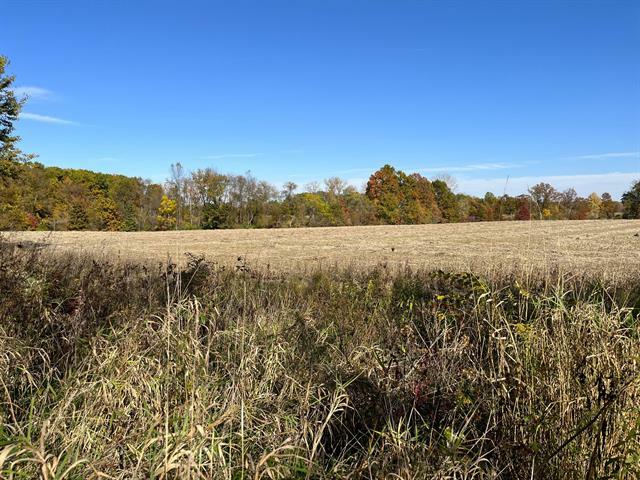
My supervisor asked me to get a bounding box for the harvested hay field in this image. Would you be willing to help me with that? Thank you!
[6,219,640,275]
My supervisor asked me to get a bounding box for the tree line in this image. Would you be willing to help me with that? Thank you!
[1,55,639,231]
[2,159,638,231]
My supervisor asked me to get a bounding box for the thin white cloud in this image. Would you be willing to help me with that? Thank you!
[203,153,262,160]
[458,172,639,199]
[13,86,53,100]
[20,112,77,125]
[418,162,521,173]
[568,152,639,160]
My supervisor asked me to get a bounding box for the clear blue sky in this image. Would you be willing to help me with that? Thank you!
[4,0,639,198]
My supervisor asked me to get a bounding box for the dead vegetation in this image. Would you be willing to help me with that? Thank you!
[1,231,639,479]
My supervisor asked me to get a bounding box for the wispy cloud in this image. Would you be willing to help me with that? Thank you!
[20,112,77,125]
[417,162,521,173]
[13,86,54,100]
[203,153,262,160]
[458,171,639,199]
[568,152,640,160]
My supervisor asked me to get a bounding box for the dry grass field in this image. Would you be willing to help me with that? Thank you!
[7,219,640,275]
[2,222,640,478]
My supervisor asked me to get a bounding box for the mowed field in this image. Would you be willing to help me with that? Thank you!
[7,219,640,275]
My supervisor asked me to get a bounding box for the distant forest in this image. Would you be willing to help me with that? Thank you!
[2,160,638,231]
[1,55,639,231]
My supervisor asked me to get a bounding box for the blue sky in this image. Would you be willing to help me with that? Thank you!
[4,0,639,198]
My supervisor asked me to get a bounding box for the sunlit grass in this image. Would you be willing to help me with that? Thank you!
[1,239,639,479]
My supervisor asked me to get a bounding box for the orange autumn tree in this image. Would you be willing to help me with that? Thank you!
[403,173,441,223]
[366,165,440,224]
[366,165,403,224]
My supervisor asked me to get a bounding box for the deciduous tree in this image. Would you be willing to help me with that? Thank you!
[366,165,403,224]
[600,192,619,219]
[432,179,460,222]
[529,183,558,219]
[156,195,177,230]
[587,192,602,219]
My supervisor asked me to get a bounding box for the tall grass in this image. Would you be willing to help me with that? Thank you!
[0,238,639,479]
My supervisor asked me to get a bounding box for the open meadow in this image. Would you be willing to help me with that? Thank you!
[2,221,640,479]
[7,219,640,276]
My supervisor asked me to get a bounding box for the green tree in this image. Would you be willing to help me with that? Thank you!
[121,204,138,231]
[201,200,228,229]
[432,179,460,222]
[190,168,228,228]
[0,55,27,178]
[622,180,640,219]
[140,181,164,230]
[0,55,36,229]
[299,192,333,226]
[69,203,89,230]
[323,177,350,225]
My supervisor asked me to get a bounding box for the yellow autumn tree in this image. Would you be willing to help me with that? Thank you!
[588,192,602,219]
[156,195,177,230]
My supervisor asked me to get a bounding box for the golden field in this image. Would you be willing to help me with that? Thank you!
[6,219,640,275]
[2,222,640,478]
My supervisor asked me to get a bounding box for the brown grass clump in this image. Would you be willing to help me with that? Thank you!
[0,237,639,479]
